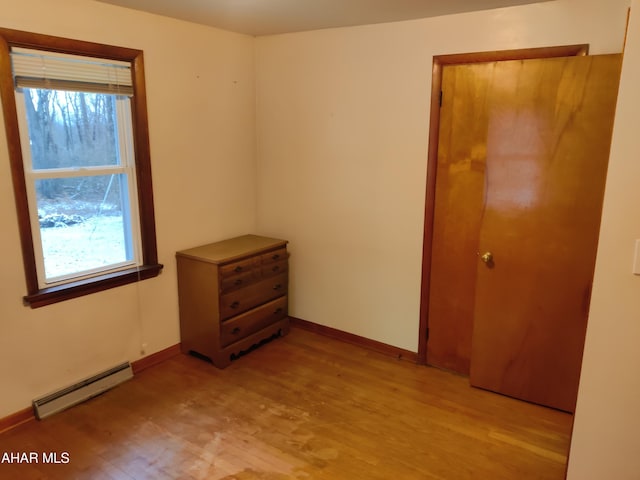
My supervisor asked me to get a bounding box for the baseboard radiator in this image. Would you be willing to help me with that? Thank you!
[32,362,133,419]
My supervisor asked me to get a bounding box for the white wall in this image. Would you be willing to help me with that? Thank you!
[255,0,630,352]
[0,0,256,417]
[567,1,640,478]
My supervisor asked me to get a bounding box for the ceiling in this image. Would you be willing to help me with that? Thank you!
[95,0,554,36]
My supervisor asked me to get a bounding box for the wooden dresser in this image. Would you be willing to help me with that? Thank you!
[176,234,290,368]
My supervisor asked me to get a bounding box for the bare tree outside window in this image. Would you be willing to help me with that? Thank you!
[23,88,133,281]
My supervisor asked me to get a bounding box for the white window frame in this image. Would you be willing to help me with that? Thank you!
[14,88,143,288]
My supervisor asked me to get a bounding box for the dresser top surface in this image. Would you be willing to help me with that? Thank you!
[176,234,287,264]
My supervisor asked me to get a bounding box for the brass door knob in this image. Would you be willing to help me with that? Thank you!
[480,252,493,264]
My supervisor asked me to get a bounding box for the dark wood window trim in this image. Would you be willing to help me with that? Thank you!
[0,28,162,308]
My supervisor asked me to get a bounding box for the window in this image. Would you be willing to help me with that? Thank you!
[0,28,162,308]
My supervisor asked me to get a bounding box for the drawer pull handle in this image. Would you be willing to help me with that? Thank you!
[234,266,243,273]
[272,266,280,272]
[273,284,282,290]
[274,308,283,315]
[272,254,280,260]
[230,301,240,309]
[234,279,243,286]
[231,327,241,335]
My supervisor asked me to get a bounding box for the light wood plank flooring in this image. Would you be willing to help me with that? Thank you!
[0,327,573,479]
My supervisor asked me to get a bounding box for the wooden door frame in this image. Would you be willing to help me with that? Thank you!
[417,44,589,365]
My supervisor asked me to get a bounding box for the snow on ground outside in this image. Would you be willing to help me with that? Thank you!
[40,215,127,279]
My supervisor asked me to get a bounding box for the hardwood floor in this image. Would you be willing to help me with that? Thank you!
[0,327,572,479]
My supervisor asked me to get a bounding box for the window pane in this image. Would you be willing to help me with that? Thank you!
[23,88,123,170]
[36,174,135,281]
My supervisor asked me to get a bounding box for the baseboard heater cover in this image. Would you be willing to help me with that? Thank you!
[32,362,133,419]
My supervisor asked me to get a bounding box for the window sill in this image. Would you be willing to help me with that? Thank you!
[23,263,163,308]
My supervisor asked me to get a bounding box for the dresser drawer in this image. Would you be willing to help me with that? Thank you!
[220,270,256,293]
[219,272,288,320]
[219,256,260,278]
[261,248,288,265]
[220,296,288,347]
[261,259,288,277]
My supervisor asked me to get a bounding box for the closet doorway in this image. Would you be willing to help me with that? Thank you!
[418,46,622,412]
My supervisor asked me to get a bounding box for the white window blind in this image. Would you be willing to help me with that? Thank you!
[10,47,133,96]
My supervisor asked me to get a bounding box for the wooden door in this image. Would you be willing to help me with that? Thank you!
[427,54,621,412]
[468,54,621,412]
[426,63,491,374]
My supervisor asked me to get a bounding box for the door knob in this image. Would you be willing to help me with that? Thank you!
[480,252,493,264]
